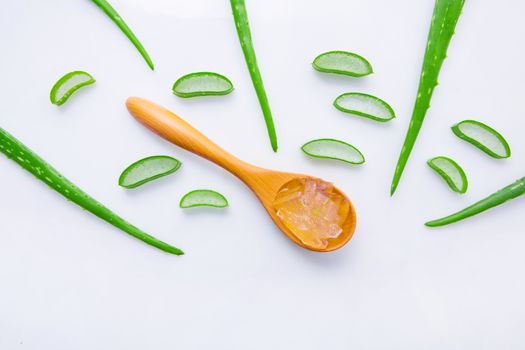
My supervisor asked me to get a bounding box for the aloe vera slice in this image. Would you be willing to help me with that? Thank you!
[427,156,468,194]
[301,139,365,165]
[334,93,395,122]
[119,156,181,189]
[451,120,511,158]
[180,189,228,208]
[172,72,234,98]
[50,71,95,106]
[312,51,373,77]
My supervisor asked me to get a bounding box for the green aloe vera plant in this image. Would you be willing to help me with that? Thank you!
[91,0,154,70]
[230,0,278,152]
[391,0,465,195]
[0,127,183,255]
[426,176,524,227]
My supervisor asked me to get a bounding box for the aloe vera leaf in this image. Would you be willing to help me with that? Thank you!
[334,92,395,122]
[451,120,511,158]
[50,71,95,106]
[312,51,373,77]
[301,139,365,165]
[426,176,525,227]
[180,189,228,208]
[230,0,278,152]
[427,156,468,193]
[119,156,181,189]
[91,0,154,70]
[172,72,234,98]
[391,0,465,195]
[0,128,183,255]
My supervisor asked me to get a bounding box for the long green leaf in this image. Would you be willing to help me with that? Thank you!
[0,128,182,255]
[230,0,278,152]
[391,0,465,195]
[91,0,155,70]
[426,177,525,227]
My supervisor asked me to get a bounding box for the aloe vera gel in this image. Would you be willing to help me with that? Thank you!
[273,178,353,250]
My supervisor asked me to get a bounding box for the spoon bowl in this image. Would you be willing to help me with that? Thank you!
[126,97,357,252]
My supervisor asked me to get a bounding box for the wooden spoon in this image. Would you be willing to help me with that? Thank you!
[126,97,357,252]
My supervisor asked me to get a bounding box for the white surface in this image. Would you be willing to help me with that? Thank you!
[0,0,523,349]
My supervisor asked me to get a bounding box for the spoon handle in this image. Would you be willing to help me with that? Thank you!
[126,97,251,177]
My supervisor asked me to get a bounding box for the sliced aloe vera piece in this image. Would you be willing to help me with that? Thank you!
[451,120,511,158]
[301,138,365,165]
[172,72,234,98]
[427,156,468,194]
[180,189,228,208]
[50,71,95,106]
[334,92,395,122]
[119,156,181,189]
[312,51,373,77]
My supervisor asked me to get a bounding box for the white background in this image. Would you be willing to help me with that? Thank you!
[1,0,523,349]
